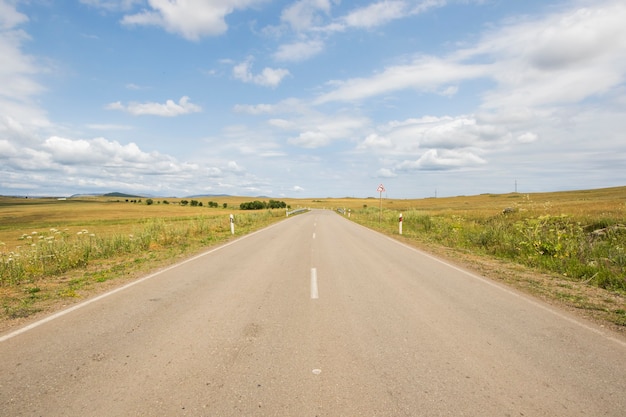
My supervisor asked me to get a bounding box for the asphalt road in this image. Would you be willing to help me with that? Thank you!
[1,209,625,416]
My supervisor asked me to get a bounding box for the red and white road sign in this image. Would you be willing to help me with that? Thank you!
[377,184,385,193]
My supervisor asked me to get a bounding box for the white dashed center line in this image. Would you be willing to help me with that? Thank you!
[310,268,319,299]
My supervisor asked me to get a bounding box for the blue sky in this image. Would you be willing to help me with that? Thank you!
[1,0,625,198]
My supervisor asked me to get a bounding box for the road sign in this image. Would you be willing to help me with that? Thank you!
[377,184,385,193]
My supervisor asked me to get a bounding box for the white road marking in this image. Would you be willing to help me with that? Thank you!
[310,268,319,299]
[312,232,316,239]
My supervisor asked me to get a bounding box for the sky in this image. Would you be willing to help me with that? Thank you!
[1,0,625,199]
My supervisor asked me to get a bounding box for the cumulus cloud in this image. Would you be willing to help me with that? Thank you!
[517,132,538,143]
[232,58,290,87]
[106,96,201,116]
[398,149,486,171]
[42,136,159,165]
[376,168,397,178]
[357,133,393,150]
[288,130,331,148]
[120,0,266,40]
[0,132,241,195]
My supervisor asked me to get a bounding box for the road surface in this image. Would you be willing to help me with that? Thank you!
[1,209,625,416]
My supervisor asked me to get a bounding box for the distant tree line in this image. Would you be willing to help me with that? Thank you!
[240,200,287,210]
[139,199,227,208]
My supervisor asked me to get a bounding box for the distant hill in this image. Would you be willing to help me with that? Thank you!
[69,192,145,198]
[103,192,144,198]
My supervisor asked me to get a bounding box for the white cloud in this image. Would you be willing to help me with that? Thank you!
[282,113,370,148]
[342,0,408,29]
[473,1,626,110]
[281,0,332,32]
[340,0,445,29]
[106,96,202,116]
[376,168,397,178]
[0,0,29,29]
[233,103,276,114]
[288,130,331,148]
[273,39,324,62]
[316,0,626,112]
[233,58,290,87]
[226,160,245,173]
[357,133,393,150]
[517,132,538,143]
[0,1,51,146]
[315,56,488,104]
[43,136,159,165]
[379,115,510,154]
[120,0,267,40]
[398,149,486,171]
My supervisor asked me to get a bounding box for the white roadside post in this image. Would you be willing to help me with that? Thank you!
[399,212,403,235]
[230,214,235,235]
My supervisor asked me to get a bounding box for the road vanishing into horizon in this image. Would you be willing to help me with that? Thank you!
[1,209,625,416]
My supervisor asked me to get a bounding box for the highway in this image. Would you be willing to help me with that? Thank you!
[1,209,625,416]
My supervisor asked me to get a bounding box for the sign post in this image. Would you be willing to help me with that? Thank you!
[399,212,403,235]
[230,214,235,235]
[377,184,385,223]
